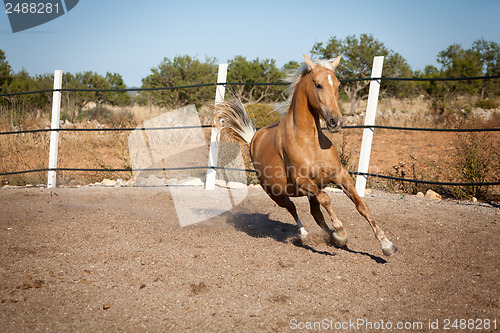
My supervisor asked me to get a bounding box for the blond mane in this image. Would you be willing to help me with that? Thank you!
[275,58,339,116]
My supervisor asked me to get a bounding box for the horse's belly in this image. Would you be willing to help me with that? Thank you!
[250,126,301,196]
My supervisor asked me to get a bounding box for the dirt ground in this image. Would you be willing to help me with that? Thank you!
[0,186,499,332]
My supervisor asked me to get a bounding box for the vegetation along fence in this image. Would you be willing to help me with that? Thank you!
[1,57,499,195]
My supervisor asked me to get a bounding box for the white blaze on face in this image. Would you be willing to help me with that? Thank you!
[328,74,333,87]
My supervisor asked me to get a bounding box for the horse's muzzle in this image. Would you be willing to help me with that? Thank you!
[326,117,343,133]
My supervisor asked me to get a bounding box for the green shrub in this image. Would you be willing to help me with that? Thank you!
[448,131,498,200]
[245,103,282,129]
[78,106,135,127]
[475,99,498,110]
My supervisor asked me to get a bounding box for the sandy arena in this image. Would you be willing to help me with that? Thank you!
[0,186,499,332]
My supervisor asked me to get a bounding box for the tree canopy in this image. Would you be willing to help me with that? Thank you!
[1,36,499,121]
[226,56,286,103]
[314,34,413,114]
[140,55,218,108]
[0,51,131,121]
[418,39,500,113]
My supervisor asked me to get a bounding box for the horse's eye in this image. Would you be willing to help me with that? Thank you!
[314,82,322,90]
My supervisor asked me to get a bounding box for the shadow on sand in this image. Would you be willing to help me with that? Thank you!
[226,212,386,263]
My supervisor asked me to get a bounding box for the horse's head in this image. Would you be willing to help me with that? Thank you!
[303,54,343,133]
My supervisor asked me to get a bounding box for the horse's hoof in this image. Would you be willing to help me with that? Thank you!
[299,227,309,239]
[382,243,398,256]
[331,231,348,248]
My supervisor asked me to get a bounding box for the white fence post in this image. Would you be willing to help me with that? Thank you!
[355,56,384,197]
[205,63,228,190]
[47,70,62,188]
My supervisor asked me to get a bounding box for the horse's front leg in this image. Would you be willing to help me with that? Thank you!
[333,169,398,256]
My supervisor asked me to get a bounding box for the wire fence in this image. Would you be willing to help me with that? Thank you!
[2,123,500,136]
[1,74,499,187]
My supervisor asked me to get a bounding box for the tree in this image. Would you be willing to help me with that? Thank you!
[2,70,52,118]
[226,56,285,103]
[141,55,217,108]
[0,48,131,122]
[0,49,13,109]
[63,71,113,110]
[314,34,412,115]
[437,43,483,97]
[417,65,452,114]
[282,60,300,72]
[77,71,112,107]
[471,39,500,99]
[381,52,415,105]
[422,39,500,113]
[60,71,131,122]
[106,72,131,106]
[0,49,12,91]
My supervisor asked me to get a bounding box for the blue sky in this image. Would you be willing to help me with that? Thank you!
[1,0,499,87]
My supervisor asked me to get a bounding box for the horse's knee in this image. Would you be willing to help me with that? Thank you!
[315,191,331,207]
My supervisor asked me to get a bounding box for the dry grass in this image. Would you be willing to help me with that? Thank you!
[1,99,499,202]
[0,117,50,186]
[0,112,134,187]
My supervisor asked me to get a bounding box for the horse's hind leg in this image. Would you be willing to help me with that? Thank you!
[268,193,308,238]
[334,169,397,256]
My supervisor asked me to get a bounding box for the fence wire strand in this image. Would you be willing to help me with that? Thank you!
[2,124,498,136]
[1,74,499,97]
[1,167,499,187]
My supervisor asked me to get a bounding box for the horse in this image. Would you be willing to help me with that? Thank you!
[214,55,397,257]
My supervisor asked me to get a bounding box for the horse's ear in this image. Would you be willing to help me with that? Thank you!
[303,54,316,71]
[331,55,342,71]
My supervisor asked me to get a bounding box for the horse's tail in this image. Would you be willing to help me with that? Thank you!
[213,99,256,145]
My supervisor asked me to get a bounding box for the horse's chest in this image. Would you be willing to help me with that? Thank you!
[286,150,336,178]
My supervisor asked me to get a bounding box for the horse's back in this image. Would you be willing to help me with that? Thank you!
[250,122,279,162]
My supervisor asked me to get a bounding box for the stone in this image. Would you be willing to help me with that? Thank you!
[101,179,116,186]
[179,177,203,186]
[416,192,425,198]
[33,279,44,288]
[18,283,33,290]
[226,181,247,189]
[144,175,166,187]
[425,189,442,200]
[324,187,342,193]
[166,178,179,185]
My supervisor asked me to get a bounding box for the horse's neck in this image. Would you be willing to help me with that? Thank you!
[286,82,321,137]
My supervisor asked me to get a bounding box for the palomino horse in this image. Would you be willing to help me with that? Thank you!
[214,55,397,257]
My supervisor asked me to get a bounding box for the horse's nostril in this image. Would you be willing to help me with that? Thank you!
[326,117,342,133]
